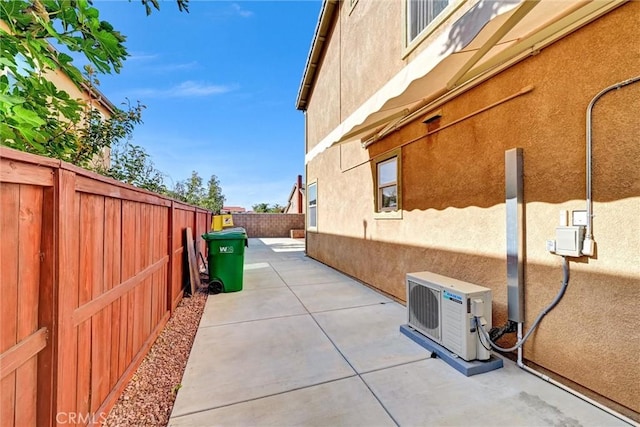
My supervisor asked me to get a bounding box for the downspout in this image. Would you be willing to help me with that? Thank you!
[582,75,640,256]
[297,174,303,214]
[304,110,309,256]
[516,77,640,426]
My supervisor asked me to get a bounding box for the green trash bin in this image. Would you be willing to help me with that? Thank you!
[202,227,248,293]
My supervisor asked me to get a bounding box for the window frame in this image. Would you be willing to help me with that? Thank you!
[404,0,466,56]
[307,180,318,231]
[373,149,402,220]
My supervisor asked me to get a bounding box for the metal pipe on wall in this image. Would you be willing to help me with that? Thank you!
[505,133,639,424]
[505,148,524,323]
[583,75,640,256]
[516,340,638,426]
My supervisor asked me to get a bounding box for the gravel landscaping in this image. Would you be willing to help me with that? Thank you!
[105,287,208,427]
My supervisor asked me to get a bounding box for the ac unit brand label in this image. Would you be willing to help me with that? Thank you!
[218,246,234,253]
[443,290,463,304]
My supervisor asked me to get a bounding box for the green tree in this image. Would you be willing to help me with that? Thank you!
[252,203,284,213]
[201,174,225,213]
[183,171,204,205]
[0,0,187,162]
[170,171,224,210]
[172,171,203,205]
[76,66,146,167]
[252,203,270,213]
[100,140,167,193]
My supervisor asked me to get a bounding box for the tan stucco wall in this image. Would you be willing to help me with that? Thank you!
[305,0,480,150]
[306,0,410,149]
[339,1,404,116]
[305,3,640,417]
[306,18,342,152]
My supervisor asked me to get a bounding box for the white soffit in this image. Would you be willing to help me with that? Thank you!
[305,0,618,164]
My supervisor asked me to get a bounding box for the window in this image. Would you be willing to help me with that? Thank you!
[377,158,398,211]
[407,0,451,44]
[307,181,317,230]
[374,150,402,218]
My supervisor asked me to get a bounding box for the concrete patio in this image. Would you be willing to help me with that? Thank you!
[169,238,626,427]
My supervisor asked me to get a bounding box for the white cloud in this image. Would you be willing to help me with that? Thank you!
[130,81,237,98]
[230,3,254,18]
[128,52,159,61]
[156,61,199,72]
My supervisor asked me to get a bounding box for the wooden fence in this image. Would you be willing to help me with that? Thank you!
[0,147,211,427]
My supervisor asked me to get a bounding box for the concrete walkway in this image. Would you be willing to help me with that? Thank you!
[169,238,626,427]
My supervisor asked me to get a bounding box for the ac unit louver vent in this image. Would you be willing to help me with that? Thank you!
[408,280,440,341]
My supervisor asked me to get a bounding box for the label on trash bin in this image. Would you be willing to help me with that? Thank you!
[219,246,234,253]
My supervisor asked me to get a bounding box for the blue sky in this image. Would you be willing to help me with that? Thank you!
[91,1,321,209]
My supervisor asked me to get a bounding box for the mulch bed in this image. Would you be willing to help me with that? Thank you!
[104,287,208,427]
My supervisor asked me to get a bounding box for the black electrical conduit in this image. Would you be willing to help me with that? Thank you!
[476,256,569,352]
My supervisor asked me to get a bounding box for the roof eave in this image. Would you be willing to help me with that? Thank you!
[295,0,339,111]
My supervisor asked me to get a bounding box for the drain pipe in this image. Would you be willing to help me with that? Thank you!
[517,334,638,426]
[583,75,640,256]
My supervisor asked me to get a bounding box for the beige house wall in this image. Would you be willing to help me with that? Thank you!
[306,0,484,151]
[306,19,341,152]
[339,1,403,116]
[44,69,114,168]
[305,3,639,418]
[1,19,114,167]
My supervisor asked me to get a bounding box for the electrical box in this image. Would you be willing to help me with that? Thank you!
[555,226,584,257]
[572,210,588,226]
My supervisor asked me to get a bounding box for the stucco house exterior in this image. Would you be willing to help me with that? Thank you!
[297,0,639,421]
[1,20,116,167]
[47,67,117,168]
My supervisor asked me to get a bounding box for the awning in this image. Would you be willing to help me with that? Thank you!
[305,0,625,163]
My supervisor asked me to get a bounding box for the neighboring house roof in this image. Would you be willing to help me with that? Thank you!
[221,206,246,213]
[300,1,626,162]
[285,183,306,214]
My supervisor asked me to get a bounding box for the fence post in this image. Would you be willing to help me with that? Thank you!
[53,168,80,426]
[167,201,174,314]
[36,182,57,427]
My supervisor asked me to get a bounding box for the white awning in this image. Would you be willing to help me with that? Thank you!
[305,0,624,164]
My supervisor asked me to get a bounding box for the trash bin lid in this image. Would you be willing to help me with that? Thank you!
[202,227,248,240]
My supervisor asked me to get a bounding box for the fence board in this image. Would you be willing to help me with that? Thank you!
[104,198,122,392]
[15,185,43,427]
[77,194,104,417]
[0,328,47,380]
[91,196,109,413]
[121,202,135,371]
[75,175,171,207]
[1,183,19,427]
[0,158,54,187]
[0,147,211,426]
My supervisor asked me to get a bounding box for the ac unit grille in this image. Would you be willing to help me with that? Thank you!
[408,280,440,341]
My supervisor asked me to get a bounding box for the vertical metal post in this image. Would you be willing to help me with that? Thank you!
[506,148,524,322]
[297,174,303,214]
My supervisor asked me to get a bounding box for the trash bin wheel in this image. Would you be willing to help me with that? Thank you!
[208,278,223,295]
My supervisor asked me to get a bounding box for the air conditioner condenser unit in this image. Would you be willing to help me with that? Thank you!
[406,271,492,361]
